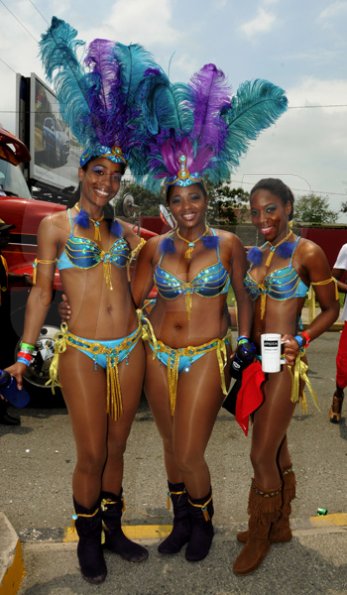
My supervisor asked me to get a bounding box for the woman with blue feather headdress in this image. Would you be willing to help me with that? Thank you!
[131,62,288,563]
[5,16,168,584]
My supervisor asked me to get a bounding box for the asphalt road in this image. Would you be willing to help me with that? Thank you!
[1,331,346,594]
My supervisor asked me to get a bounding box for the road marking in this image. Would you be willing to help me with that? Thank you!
[64,524,172,543]
[0,540,25,595]
[310,513,347,526]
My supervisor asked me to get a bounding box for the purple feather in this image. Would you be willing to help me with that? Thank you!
[276,241,296,259]
[247,246,263,266]
[189,64,230,157]
[202,235,219,249]
[160,237,176,254]
[110,219,123,237]
[74,209,90,229]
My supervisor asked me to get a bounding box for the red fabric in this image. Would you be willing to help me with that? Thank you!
[235,361,265,436]
[336,322,347,389]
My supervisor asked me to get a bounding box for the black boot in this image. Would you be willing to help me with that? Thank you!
[158,481,191,554]
[185,490,214,562]
[101,490,148,562]
[73,498,107,585]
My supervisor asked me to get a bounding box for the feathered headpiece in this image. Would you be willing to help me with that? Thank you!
[39,17,159,170]
[135,63,288,190]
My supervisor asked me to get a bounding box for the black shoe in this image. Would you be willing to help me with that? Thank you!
[0,410,21,425]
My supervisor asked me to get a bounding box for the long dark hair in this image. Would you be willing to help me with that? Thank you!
[250,178,294,220]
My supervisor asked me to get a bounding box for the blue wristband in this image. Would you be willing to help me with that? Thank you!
[294,335,305,349]
[17,357,31,367]
[237,335,249,345]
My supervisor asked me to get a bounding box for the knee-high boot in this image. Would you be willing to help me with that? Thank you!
[233,483,281,575]
[101,489,148,562]
[185,489,214,562]
[158,481,191,554]
[237,469,296,544]
[73,498,107,585]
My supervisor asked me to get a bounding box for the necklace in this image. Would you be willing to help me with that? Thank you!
[264,230,294,268]
[75,204,104,241]
[176,226,209,259]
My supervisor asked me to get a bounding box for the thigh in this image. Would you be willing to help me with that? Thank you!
[173,349,229,460]
[252,365,296,453]
[143,343,174,443]
[59,346,108,459]
[106,339,145,450]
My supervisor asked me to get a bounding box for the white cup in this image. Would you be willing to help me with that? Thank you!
[260,333,282,373]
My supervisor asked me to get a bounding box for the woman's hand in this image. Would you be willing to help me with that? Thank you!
[58,293,71,322]
[282,334,301,366]
[4,362,28,390]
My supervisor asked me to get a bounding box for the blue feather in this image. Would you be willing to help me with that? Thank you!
[74,209,90,229]
[202,235,219,249]
[276,241,295,259]
[110,219,123,237]
[39,17,96,149]
[247,246,263,266]
[160,237,176,254]
[209,79,288,184]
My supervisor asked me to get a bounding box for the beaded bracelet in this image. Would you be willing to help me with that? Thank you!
[237,335,249,345]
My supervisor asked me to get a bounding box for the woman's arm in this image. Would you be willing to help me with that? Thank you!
[131,237,159,308]
[6,215,60,388]
[228,233,253,338]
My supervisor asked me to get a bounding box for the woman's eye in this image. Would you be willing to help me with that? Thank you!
[92,167,104,176]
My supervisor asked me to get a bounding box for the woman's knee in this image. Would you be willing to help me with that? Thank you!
[76,450,107,477]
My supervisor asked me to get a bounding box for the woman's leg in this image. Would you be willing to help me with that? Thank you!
[173,349,229,498]
[251,366,296,490]
[59,347,109,508]
[102,340,145,493]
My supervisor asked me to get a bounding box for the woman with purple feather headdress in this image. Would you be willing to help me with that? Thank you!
[131,62,288,562]
[4,16,165,584]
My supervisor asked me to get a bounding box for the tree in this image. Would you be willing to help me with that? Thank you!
[206,184,250,225]
[294,193,338,224]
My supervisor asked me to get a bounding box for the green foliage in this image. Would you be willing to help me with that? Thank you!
[206,183,250,225]
[294,193,338,224]
[119,182,162,216]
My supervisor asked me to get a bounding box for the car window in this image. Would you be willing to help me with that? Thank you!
[0,157,32,199]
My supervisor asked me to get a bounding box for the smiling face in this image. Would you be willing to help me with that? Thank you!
[167,183,208,232]
[78,157,123,209]
[250,188,292,243]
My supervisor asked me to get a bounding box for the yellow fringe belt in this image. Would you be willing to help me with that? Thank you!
[46,322,142,420]
[140,313,231,416]
[289,351,320,413]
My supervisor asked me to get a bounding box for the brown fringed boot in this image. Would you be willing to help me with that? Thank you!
[101,490,148,562]
[185,489,214,562]
[329,388,344,423]
[158,481,191,554]
[73,498,107,585]
[237,469,296,544]
[233,483,281,575]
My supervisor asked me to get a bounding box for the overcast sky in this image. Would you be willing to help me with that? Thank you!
[1,0,347,219]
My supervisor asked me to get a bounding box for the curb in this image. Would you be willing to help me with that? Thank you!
[0,513,25,595]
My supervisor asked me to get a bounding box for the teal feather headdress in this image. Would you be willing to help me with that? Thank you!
[135,64,288,190]
[39,17,161,170]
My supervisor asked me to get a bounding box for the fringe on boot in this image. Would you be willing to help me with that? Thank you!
[233,483,281,575]
[237,469,296,544]
[158,481,191,554]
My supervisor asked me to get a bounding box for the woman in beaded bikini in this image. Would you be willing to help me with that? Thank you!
[4,18,162,585]
[131,66,288,562]
[232,178,339,575]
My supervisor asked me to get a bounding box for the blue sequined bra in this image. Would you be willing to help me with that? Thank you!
[244,237,309,304]
[154,229,230,316]
[57,210,130,288]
